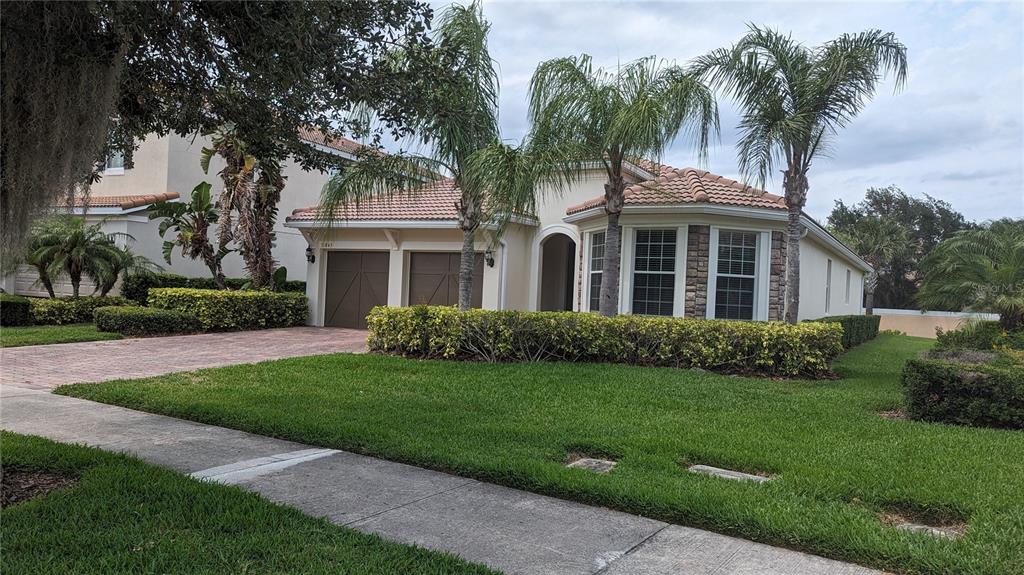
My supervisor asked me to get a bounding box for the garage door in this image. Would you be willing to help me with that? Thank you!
[324,251,390,329]
[408,252,483,307]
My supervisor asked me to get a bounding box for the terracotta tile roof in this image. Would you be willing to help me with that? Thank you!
[297,126,367,156]
[288,179,462,222]
[566,168,786,215]
[63,192,180,210]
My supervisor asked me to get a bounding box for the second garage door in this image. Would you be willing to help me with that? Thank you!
[324,251,390,329]
[408,252,483,307]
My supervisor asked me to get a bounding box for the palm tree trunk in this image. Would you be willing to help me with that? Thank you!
[782,169,808,324]
[458,228,475,311]
[34,265,55,298]
[598,175,626,317]
[864,271,877,315]
[70,269,81,298]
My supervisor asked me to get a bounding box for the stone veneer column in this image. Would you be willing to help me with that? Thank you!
[684,225,710,317]
[768,230,787,321]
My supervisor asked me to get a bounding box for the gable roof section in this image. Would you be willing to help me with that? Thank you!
[287,179,462,223]
[566,167,786,215]
[297,127,366,157]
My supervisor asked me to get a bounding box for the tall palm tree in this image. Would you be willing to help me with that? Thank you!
[320,1,525,311]
[832,215,909,314]
[30,217,127,297]
[150,181,229,288]
[917,219,1024,330]
[693,26,907,323]
[528,55,717,316]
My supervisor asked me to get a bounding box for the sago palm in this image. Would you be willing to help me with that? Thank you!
[694,26,907,323]
[528,55,717,316]
[917,218,1024,330]
[320,1,540,311]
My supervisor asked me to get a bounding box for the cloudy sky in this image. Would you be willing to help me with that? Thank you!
[443,0,1023,223]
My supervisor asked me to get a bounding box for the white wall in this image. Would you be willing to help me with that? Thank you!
[797,235,864,320]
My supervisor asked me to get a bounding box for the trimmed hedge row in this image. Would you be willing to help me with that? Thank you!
[29,296,137,325]
[0,294,31,326]
[95,306,201,336]
[122,273,305,304]
[903,357,1024,429]
[149,288,308,331]
[810,314,880,349]
[367,306,844,377]
[936,321,1024,351]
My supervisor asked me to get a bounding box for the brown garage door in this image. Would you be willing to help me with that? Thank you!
[408,252,483,307]
[324,251,390,329]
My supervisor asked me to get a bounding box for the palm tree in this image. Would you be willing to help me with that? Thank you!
[917,219,1024,330]
[832,215,909,314]
[527,55,718,316]
[30,217,126,297]
[694,26,907,323]
[150,181,230,288]
[23,218,63,297]
[93,245,161,297]
[320,1,517,311]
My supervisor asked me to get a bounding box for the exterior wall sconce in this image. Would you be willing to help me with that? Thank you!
[485,249,495,268]
[305,246,316,264]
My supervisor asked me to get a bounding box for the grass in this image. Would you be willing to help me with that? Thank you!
[0,323,121,347]
[58,334,1024,575]
[0,432,496,575]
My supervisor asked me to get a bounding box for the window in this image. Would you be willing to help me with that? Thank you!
[104,151,125,174]
[845,269,851,304]
[588,232,605,312]
[631,229,676,316]
[825,259,833,313]
[713,230,758,320]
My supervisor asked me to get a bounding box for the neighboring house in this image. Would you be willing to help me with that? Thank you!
[285,160,869,328]
[6,129,360,297]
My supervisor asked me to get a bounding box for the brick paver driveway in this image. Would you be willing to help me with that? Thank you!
[1,327,367,391]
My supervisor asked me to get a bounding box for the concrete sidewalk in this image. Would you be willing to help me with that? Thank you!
[0,386,879,575]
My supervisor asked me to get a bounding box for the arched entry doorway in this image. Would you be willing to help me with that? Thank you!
[539,233,576,311]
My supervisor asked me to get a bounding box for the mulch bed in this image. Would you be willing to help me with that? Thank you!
[1,468,78,507]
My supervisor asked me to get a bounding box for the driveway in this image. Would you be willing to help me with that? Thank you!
[0,327,367,391]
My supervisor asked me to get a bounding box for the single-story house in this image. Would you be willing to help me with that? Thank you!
[285,160,870,328]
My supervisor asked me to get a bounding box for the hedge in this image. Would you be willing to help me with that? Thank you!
[936,321,1024,351]
[367,306,844,377]
[809,314,880,349]
[121,273,305,304]
[29,296,137,325]
[0,294,31,326]
[148,288,308,331]
[903,357,1024,429]
[94,306,201,337]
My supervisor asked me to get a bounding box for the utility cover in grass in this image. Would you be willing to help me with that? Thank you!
[688,464,772,483]
[567,457,617,473]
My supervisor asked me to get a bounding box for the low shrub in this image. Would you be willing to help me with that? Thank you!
[903,356,1024,429]
[1,294,32,326]
[121,273,306,304]
[94,306,200,337]
[148,288,308,331]
[29,296,137,325]
[809,314,880,349]
[367,306,844,377]
[935,321,1024,351]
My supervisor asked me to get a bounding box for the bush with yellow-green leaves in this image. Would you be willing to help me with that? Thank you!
[148,288,307,332]
[368,306,843,377]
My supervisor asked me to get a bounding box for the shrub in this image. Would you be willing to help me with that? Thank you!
[121,273,305,304]
[148,288,308,331]
[0,294,32,326]
[809,314,880,349]
[903,357,1024,430]
[28,296,137,325]
[935,321,1024,351]
[367,306,844,377]
[94,306,200,336]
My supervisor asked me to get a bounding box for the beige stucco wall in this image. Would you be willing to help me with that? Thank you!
[876,314,969,339]
[797,235,865,320]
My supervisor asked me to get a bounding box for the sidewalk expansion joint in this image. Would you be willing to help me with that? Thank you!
[190,448,340,484]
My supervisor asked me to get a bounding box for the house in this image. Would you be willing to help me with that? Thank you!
[5,129,360,297]
[285,160,869,328]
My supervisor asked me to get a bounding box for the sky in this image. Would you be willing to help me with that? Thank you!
[437,0,1024,223]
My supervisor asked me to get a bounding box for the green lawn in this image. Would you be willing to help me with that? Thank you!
[0,432,495,574]
[58,335,1024,575]
[0,323,121,347]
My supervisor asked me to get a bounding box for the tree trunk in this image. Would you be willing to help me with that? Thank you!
[782,168,808,324]
[598,173,626,317]
[34,265,55,298]
[70,269,81,298]
[864,271,877,315]
[458,228,476,311]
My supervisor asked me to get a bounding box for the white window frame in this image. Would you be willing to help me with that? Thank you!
[825,258,833,313]
[845,268,851,304]
[706,227,771,321]
[585,230,606,313]
[627,227,683,317]
[103,151,126,176]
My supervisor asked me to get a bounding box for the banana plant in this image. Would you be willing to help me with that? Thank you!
[150,181,230,288]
